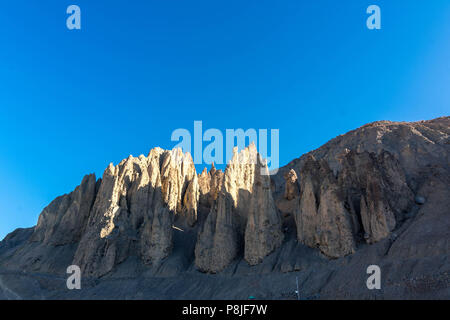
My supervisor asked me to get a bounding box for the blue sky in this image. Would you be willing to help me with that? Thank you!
[0,1,449,240]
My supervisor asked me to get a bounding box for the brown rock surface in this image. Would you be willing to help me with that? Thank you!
[284,169,299,201]
[0,117,448,299]
[30,174,98,245]
[72,148,198,276]
[195,143,284,272]
[244,156,284,265]
[295,155,356,258]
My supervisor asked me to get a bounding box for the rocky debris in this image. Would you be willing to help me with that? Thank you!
[387,172,450,259]
[415,196,426,205]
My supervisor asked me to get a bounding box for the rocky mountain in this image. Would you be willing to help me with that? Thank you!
[0,117,449,299]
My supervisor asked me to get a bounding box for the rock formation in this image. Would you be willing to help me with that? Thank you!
[293,149,414,258]
[182,175,200,227]
[194,189,239,273]
[73,150,173,276]
[283,169,299,201]
[295,155,356,258]
[244,155,284,265]
[30,174,98,245]
[197,163,224,210]
[195,143,284,272]
[0,117,448,299]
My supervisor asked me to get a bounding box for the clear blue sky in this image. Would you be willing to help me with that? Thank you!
[0,1,449,240]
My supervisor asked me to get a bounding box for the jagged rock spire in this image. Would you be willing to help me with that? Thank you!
[195,144,284,272]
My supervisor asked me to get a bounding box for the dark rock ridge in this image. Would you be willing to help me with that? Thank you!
[0,117,449,299]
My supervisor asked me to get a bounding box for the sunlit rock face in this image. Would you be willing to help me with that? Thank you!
[195,144,284,272]
[284,169,299,201]
[244,155,284,266]
[73,149,176,276]
[1,117,448,293]
[41,148,200,277]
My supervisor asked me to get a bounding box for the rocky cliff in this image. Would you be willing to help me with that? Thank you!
[195,144,284,272]
[0,117,448,299]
